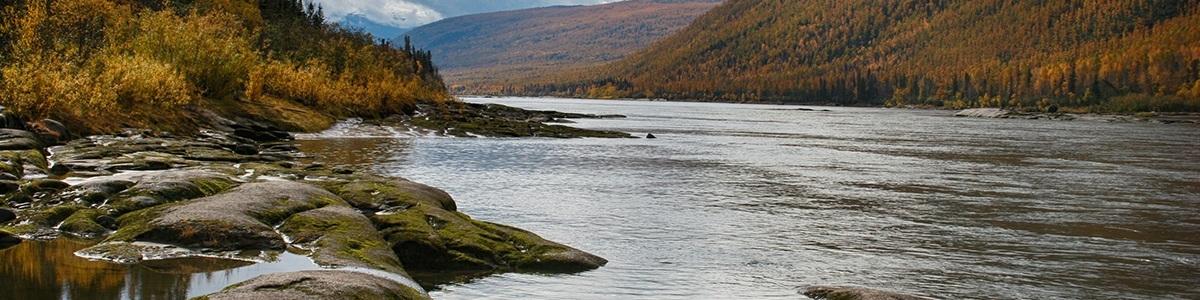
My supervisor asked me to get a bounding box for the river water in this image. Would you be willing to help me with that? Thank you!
[384,97,1200,299]
[3,97,1198,299]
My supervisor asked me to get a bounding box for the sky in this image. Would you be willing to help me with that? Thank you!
[313,0,621,30]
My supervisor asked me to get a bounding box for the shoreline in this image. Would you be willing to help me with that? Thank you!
[462,95,1200,125]
[0,105,625,299]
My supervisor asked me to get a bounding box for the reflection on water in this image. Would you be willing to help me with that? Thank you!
[383,97,1200,299]
[295,137,411,171]
[0,239,324,299]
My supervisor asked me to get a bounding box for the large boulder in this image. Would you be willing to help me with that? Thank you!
[103,181,343,252]
[327,179,606,278]
[804,286,929,300]
[198,270,428,300]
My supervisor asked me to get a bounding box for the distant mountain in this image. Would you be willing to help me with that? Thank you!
[402,0,722,93]
[339,14,410,40]
[524,0,1200,112]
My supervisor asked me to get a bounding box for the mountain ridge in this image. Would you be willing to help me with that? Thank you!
[520,0,1200,112]
[403,0,722,93]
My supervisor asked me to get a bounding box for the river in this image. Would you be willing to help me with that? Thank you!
[386,97,1200,299]
[3,97,1198,299]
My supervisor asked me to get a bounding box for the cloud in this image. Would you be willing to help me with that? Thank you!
[313,0,620,28]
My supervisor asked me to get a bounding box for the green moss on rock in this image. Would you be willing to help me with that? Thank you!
[98,181,343,252]
[365,183,607,280]
[279,205,407,275]
[59,209,110,238]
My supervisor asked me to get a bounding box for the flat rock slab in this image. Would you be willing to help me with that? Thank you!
[0,129,42,151]
[954,108,1011,118]
[804,286,929,300]
[114,181,343,251]
[199,270,428,300]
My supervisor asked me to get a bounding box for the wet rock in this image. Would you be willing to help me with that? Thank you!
[233,128,290,143]
[0,180,19,194]
[95,214,118,230]
[200,270,428,300]
[410,103,632,138]
[262,142,299,152]
[183,147,247,162]
[0,230,20,249]
[100,169,238,213]
[804,286,929,300]
[59,209,110,237]
[332,167,355,175]
[321,178,603,277]
[646,133,657,139]
[57,179,136,204]
[29,119,69,145]
[324,179,457,212]
[954,108,1011,118]
[279,205,407,274]
[24,179,70,193]
[374,206,607,276]
[101,160,173,172]
[232,144,259,155]
[48,163,70,176]
[0,129,42,151]
[0,208,15,223]
[102,181,342,251]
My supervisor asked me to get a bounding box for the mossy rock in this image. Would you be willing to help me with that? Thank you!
[324,179,456,212]
[371,197,606,279]
[197,270,428,300]
[28,204,87,227]
[54,179,136,204]
[100,181,342,251]
[279,205,407,275]
[23,178,71,193]
[59,209,110,238]
[0,149,49,174]
[100,169,238,215]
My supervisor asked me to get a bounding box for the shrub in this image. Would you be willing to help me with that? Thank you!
[124,10,258,101]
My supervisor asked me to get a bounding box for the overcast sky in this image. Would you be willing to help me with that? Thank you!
[313,0,621,29]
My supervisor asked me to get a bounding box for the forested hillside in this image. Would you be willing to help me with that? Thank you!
[403,0,721,94]
[521,0,1200,112]
[0,0,448,134]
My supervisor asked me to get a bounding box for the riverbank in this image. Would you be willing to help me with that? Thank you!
[954,108,1200,124]
[0,104,625,299]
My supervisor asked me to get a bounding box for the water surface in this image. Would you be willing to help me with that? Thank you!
[380,97,1200,299]
[3,97,1198,299]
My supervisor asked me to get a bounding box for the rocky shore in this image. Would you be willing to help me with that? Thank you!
[954,108,1200,124]
[0,105,618,299]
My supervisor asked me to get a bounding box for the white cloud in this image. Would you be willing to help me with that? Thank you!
[313,0,620,28]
